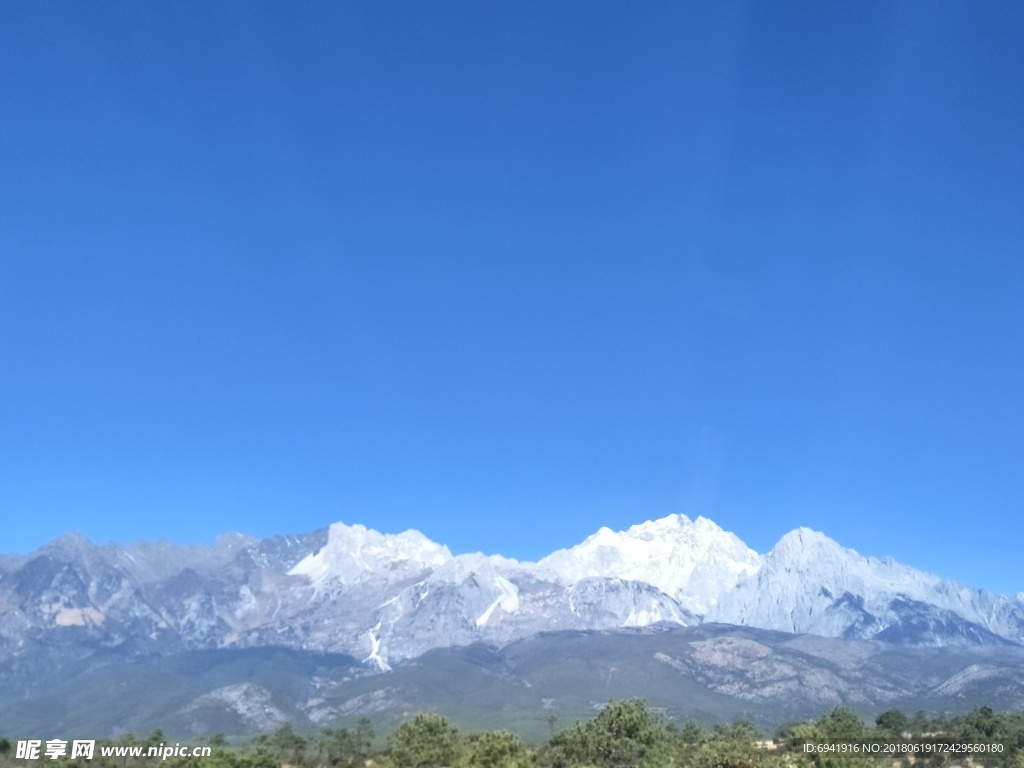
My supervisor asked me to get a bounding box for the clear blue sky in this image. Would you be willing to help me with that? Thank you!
[2,2,1021,594]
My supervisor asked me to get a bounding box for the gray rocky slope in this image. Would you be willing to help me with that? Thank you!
[4,624,1023,739]
[1,514,1021,687]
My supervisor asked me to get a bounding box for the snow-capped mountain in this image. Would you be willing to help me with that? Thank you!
[1,514,1021,684]
[289,522,453,589]
[537,514,760,615]
[707,527,1024,646]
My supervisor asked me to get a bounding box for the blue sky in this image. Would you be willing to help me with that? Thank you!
[1,2,1021,594]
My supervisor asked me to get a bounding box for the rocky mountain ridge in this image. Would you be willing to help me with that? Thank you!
[1,514,1021,684]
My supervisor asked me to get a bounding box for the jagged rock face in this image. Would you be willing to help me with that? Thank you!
[0,530,327,685]
[0,516,1020,683]
[705,527,1024,646]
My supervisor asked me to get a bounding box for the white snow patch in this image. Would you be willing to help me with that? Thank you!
[363,621,392,672]
[475,575,521,627]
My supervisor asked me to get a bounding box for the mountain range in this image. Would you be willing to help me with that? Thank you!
[1,514,1021,736]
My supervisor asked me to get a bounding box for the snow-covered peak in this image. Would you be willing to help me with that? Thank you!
[766,527,844,568]
[707,527,1024,645]
[284,515,1022,652]
[537,513,760,614]
[762,527,942,597]
[289,522,452,587]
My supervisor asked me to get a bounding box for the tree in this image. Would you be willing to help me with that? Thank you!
[817,708,865,743]
[685,719,778,768]
[908,711,930,735]
[963,706,999,740]
[712,721,760,745]
[115,731,139,768]
[464,731,532,768]
[775,721,822,753]
[549,699,670,767]
[875,710,908,738]
[197,748,240,768]
[354,718,374,758]
[270,723,307,765]
[801,709,868,768]
[144,729,166,748]
[321,719,373,768]
[242,748,279,768]
[387,713,462,768]
[679,721,706,745]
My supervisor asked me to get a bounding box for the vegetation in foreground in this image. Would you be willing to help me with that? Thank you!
[2,702,1022,768]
